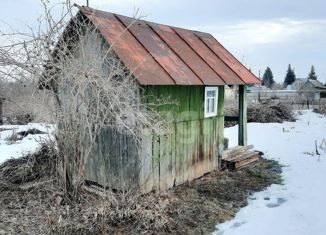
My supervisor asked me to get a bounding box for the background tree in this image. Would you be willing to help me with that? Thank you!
[284,64,296,87]
[262,66,275,88]
[307,65,317,80]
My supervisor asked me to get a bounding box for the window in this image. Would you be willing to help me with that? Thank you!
[204,87,218,118]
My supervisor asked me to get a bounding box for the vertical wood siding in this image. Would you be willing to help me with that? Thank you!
[81,85,224,192]
[141,85,224,191]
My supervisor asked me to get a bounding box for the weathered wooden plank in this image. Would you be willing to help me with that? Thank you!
[140,133,154,192]
[193,120,198,179]
[235,154,260,169]
[181,121,188,183]
[206,118,212,173]
[229,151,259,162]
[202,118,210,176]
[171,123,176,187]
[196,118,204,178]
[124,132,139,189]
[212,116,217,169]
[152,132,160,191]
[185,120,192,181]
[175,121,184,186]
[159,134,172,190]
[210,118,216,172]
[239,85,248,146]
[98,128,106,185]
[188,120,197,181]
[236,156,261,170]
[223,145,254,160]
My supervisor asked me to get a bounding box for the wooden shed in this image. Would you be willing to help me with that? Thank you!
[45,6,261,192]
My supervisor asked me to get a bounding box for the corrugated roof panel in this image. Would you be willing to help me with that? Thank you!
[173,27,245,85]
[196,32,260,84]
[78,6,261,86]
[149,23,225,85]
[81,9,175,85]
[116,15,203,85]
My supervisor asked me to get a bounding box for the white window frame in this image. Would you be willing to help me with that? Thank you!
[204,86,218,118]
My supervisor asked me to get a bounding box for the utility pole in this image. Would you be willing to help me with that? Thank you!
[86,0,89,7]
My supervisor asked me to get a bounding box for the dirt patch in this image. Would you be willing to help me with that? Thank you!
[0,145,282,234]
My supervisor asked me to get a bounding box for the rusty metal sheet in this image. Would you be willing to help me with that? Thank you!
[173,27,245,85]
[79,7,175,85]
[196,32,261,84]
[116,15,202,85]
[149,23,225,86]
[78,6,259,86]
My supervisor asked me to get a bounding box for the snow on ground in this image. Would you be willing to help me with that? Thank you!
[214,110,326,235]
[0,123,54,164]
[1,111,326,234]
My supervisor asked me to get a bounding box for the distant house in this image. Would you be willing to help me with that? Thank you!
[42,6,260,192]
[286,78,307,91]
[298,79,326,101]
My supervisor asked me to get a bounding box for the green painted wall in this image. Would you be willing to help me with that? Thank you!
[140,85,224,191]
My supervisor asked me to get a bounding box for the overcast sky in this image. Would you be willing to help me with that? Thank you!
[1,0,325,83]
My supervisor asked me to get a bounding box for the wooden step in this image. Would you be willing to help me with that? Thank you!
[223,145,254,159]
[235,154,260,169]
[228,151,259,162]
[222,149,261,171]
[237,158,262,170]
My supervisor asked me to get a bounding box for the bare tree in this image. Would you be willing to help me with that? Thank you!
[0,1,172,194]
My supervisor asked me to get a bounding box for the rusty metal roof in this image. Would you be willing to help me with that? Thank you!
[78,6,260,85]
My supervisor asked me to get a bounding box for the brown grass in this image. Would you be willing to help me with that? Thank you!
[0,144,282,234]
[225,100,295,127]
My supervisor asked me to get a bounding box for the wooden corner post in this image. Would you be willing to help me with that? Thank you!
[217,85,225,169]
[238,85,247,146]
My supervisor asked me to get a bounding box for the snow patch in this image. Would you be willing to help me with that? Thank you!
[0,123,55,164]
[215,110,326,235]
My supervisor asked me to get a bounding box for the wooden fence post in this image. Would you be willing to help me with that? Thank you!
[238,85,247,146]
[0,98,3,125]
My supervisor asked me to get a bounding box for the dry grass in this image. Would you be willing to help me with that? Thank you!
[0,144,56,184]
[313,101,326,115]
[225,100,295,127]
[0,145,282,234]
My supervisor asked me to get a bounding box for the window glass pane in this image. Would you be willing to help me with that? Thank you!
[207,90,216,97]
[204,87,218,117]
[206,98,210,113]
[210,98,215,113]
